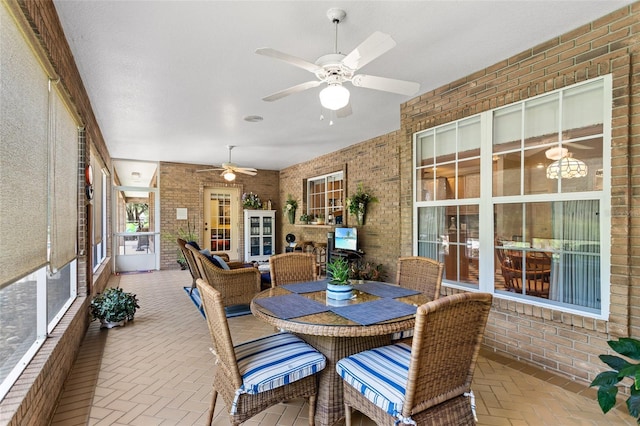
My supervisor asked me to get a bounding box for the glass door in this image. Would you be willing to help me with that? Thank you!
[112,160,159,272]
[204,187,240,259]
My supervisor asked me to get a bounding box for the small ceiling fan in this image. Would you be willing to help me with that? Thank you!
[255,8,420,114]
[196,145,257,181]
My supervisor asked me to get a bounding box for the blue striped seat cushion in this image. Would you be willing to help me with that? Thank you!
[336,343,411,417]
[234,332,326,395]
[391,328,414,340]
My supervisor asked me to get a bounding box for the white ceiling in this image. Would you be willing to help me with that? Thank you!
[53,1,632,173]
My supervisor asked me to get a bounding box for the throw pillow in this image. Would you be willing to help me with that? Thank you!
[212,255,231,270]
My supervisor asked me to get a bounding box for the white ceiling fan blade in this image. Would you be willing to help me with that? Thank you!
[262,80,322,102]
[255,48,321,73]
[337,102,352,118]
[341,31,396,71]
[196,167,224,173]
[351,74,420,96]
[235,168,258,176]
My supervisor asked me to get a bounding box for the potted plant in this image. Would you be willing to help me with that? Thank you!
[591,337,640,422]
[326,257,353,300]
[90,287,140,328]
[345,183,378,226]
[299,213,310,224]
[349,260,385,283]
[242,192,262,209]
[284,194,298,224]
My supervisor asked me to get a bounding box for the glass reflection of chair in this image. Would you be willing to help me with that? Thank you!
[496,243,551,298]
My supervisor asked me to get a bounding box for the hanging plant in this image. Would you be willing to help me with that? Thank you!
[345,183,378,226]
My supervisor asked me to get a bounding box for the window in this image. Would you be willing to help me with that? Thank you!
[93,154,108,270]
[0,4,78,399]
[306,171,344,224]
[414,76,611,317]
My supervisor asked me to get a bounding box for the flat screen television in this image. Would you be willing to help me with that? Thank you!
[334,227,358,251]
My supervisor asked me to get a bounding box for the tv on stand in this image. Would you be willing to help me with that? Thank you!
[334,227,358,253]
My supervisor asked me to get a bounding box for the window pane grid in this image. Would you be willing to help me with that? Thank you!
[414,76,609,315]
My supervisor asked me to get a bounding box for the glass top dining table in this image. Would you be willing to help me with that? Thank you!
[250,279,431,426]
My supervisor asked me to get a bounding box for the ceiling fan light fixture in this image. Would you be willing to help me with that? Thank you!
[546,156,588,179]
[319,84,350,110]
[223,170,236,182]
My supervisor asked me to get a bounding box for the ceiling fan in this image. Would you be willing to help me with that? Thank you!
[196,145,257,181]
[255,8,420,114]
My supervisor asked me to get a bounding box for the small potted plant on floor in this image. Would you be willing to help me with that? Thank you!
[90,287,140,328]
[326,257,353,300]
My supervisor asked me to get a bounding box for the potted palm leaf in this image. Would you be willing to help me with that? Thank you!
[326,257,353,300]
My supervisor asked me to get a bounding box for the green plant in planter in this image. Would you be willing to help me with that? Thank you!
[326,257,350,285]
[349,260,385,282]
[591,337,640,422]
[164,219,198,269]
[299,213,310,224]
[90,287,140,326]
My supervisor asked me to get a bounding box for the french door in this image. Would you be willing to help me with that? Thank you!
[203,187,241,260]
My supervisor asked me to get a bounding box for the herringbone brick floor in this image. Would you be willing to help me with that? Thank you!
[50,270,633,425]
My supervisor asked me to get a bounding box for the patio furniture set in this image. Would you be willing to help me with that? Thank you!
[179,240,493,425]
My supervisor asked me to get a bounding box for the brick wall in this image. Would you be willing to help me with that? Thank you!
[282,3,640,385]
[400,3,640,385]
[159,161,280,269]
[280,130,404,282]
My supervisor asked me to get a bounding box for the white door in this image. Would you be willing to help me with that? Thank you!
[203,187,241,260]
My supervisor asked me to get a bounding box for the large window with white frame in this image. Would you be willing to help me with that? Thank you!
[306,171,344,224]
[414,76,611,317]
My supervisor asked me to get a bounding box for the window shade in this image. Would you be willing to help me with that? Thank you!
[49,84,78,272]
[0,4,49,286]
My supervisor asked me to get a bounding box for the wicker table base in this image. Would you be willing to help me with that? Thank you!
[296,334,391,426]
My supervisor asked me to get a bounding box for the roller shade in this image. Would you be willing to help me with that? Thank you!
[0,4,49,286]
[49,84,78,272]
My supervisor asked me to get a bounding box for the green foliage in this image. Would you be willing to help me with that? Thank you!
[348,260,385,281]
[591,337,640,422]
[242,192,262,209]
[345,183,378,216]
[299,213,310,223]
[90,287,139,324]
[164,219,198,266]
[327,257,350,285]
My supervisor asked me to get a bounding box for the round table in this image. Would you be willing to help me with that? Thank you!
[251,282,430,426]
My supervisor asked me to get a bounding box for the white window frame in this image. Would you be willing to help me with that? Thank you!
[413,75,611,319]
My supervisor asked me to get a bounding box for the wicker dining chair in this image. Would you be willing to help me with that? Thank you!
[337,292,493,426]
[396,256,444,299]
[392,256,444,342]
[186,244,261,308]
[196,279,326,426]
[269,252,317,288]
[177,238,202,293]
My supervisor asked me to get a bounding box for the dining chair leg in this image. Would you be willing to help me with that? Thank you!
[207,388,217,425]
[344,403,352,426]
[308,395,316,426]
